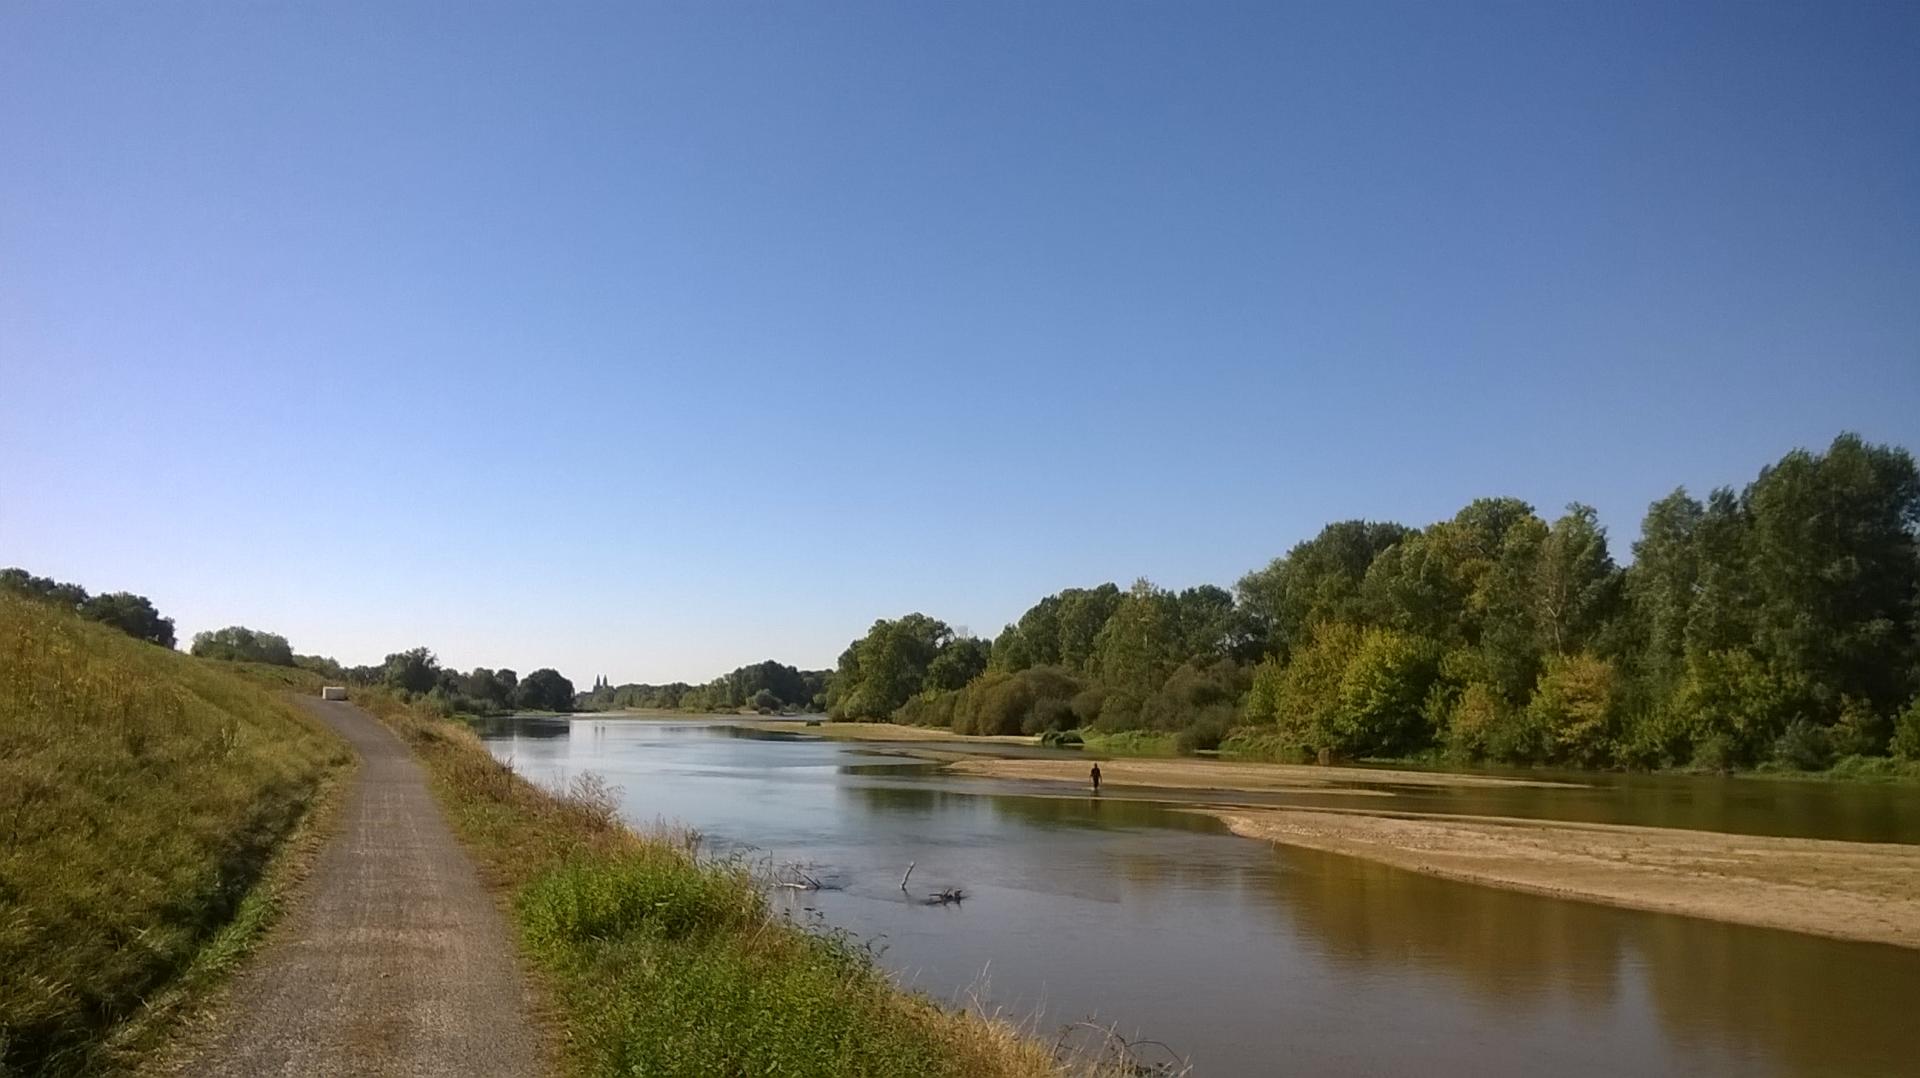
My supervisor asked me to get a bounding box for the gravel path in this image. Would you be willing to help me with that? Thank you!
[184,699,547,1077]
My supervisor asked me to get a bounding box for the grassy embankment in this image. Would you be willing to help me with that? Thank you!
[0,595,345,1076]
[354,691,1075,1077]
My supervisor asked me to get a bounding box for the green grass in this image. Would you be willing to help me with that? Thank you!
[0,594,345,1076]
[1742,754,1920,784]
[1077,730,1182,757]
[355,689,1072,1078]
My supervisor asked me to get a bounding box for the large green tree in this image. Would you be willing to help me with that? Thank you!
[79,593,176,648]
[827,613,955,720]
[515,668,576,712]
[1237,521,1410,658]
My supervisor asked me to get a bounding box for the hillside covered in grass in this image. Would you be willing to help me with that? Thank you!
[0,594,343,1074]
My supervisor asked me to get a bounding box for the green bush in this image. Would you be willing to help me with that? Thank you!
[1672,649,1809,769]
[1138,660,1249,732]
[895,690,958,728]
[1172,716,1228,754]
[949,666,1082,736]
[1522,654,1620,767]
[1770,718,1833,771]
[520,854,758,946]
[190,626,295,666]
[1069,686,1106,727]
[1893,696,1920,761]
[1829,698,1888,758]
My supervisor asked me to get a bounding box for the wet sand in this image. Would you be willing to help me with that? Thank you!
[1211,807,1920,949]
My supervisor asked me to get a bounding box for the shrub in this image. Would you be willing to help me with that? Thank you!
[1831,697,1889,758]
[1672,649,1809,769]
[190,626,295,666]
[1771,719,1833,771]
[1894,697,1920,762]
[1523,654,1620,767]
[1138,659,1250,732]
[950,666,1083,736]
[895,690,958,728]
[1069,686,1106,727]
[1441,682,1507,761]
[1172,716,1229,754]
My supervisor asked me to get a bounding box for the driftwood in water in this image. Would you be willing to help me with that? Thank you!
[774,866,826,891]
[899,862,915,892]
[922,887,965,905]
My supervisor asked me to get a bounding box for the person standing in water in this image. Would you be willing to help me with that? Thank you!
[1090,763,1102,794]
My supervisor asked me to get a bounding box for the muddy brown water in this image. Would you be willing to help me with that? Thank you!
[476,716,1920,1077]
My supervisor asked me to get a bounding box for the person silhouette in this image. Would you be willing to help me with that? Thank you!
[1090,762,1102,794]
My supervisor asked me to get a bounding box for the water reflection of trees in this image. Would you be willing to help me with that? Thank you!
[1370,773,1920,845]
[1268,845,1920,1076]
[468,716,569,739]
[1633,915,1919,1077]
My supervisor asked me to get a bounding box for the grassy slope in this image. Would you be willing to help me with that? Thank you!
[0,596,344,1075]
[354,691,1072,1078]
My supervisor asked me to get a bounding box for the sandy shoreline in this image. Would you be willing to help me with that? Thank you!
[934,754,1919,948]
[1211,807,1920,949]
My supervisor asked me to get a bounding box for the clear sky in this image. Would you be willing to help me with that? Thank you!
[4,2,1917,685]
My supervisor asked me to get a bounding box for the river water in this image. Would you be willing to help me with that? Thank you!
[476,716,1920,1077]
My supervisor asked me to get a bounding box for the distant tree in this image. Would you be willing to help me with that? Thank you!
[294,653,347,680]
[515,668,576,712]
[1092,580,1182,697]
[924,636,990,692]
[1522,653,1621,766]
[827,613,954,719]
[1237,521,1411,658]
[0,568,90,609]
[1532,505,1621,657]
[191,626,295,665]
[382,647,441,694]
[80,592,176,648]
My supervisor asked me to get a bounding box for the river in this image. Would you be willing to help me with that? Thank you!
[476,716,1920,1077]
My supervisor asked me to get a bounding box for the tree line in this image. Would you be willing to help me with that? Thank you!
[827,434,1920,771]
[0,572,579,716]
[577,660,831,714]
[0,569,177,648]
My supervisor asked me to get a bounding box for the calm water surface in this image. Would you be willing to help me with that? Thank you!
[477,716,1920,1077]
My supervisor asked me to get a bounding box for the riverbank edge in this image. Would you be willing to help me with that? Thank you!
[1201,805,1920,950]
[355,689,1080,1077]
[920,749,1920,949]
[583,711,1920,785]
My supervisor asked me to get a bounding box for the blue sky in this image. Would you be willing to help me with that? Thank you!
[4,2,1917,685]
